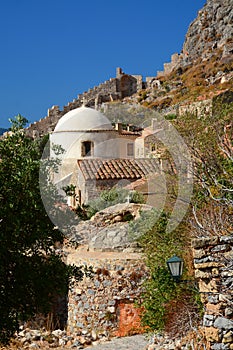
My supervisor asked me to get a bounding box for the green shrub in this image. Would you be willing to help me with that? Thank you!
[76,188,145,220]
[130,210,201,334]
[164,113,177,120]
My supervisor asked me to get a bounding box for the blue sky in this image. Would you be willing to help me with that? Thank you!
[0,0,206,129]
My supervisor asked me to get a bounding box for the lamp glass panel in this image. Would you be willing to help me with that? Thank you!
[169,261,183,277]
[169,261,180,276]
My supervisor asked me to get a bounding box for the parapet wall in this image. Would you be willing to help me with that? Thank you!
[192,236,233,348]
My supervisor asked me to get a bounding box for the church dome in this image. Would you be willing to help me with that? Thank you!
[54,106,113,132]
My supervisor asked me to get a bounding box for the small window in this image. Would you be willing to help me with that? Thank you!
[81,141,93,157]
[151,144,156,152]
[127,143,134,156]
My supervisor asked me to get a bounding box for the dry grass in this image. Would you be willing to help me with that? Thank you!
[141,52,233,109]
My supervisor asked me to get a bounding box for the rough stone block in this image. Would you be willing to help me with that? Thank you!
[192,237,219,248]
[195,256,216,264]
[223,331,233,343]
[195,270,210,278]
[203,314,215,327]
[199,279,218,293]
[219,294,231,302]
[220,236,233,244]
[225,307,233,317]
[208,295,219,304]
[214,317,233,330]
[206,302,221,314]
[194,262,223,269]
[193,248,207,259]
[211,244,230,252]
[204,326,220,342]
[211,344,230,350]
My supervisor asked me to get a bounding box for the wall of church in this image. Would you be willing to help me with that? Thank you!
[51,130,120,160]
[134,138,145,158]
[116,135,137,159]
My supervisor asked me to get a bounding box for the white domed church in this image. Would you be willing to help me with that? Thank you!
[50,106,135,159]
[50,106,159,204]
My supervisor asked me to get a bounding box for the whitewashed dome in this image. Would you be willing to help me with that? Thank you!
[54,106,113,132]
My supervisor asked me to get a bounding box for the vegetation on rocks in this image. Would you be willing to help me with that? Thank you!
[130,210,202,336]
[174,101,233,238]
[129,100,233,338]
[74,187,145,220]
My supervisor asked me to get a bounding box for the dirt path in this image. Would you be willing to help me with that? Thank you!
[85,334,148,350]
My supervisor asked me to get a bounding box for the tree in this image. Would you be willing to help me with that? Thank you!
[174,102,233,237]
[0,115,83,344]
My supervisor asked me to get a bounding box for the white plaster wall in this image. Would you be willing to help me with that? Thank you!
[50,130,120,159]
[134,138,145,158]
[116,136,135,159]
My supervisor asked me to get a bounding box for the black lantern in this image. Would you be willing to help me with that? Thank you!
[166,255,184,282]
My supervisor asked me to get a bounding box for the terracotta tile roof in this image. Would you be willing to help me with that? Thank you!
[77,158,159,180]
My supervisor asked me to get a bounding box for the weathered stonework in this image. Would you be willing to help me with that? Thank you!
[25,68,147,139]
[66,251,147,337]
[192,235,233,349]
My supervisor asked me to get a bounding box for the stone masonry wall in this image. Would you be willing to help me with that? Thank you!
[25,69,144,139]
[67,254,147,338]
[192,236,233,349]
[178,99,213,117]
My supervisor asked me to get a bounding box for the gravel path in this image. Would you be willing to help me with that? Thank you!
[85,334,148,350]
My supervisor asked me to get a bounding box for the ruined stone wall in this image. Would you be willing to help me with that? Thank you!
[192,236,233,349]
[157,53,185,77]
[77,78,120,106]
[178,99,213,117]
[67,255,147,337]
[26,79,119,139]
[26,69,144,139]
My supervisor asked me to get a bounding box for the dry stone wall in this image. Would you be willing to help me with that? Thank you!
[192,236,233,349]
[67,253,147,338]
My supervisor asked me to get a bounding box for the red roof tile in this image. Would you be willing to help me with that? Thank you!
[77,158,159,180]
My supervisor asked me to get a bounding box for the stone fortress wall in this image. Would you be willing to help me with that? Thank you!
[26,57,221,140]
[157,52,187,77]
[26,68,149,139]
[27,56,194,140]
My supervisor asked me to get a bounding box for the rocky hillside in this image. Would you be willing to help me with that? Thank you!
[182,0,233,62]
[126,0,233,111]
[66,203,153,252]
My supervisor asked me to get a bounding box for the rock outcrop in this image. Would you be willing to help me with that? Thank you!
[67,203,153,251]
[183,0,233,62]
[156,0,233,76]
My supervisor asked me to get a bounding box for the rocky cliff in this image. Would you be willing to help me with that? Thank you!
[182,0,233,62]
